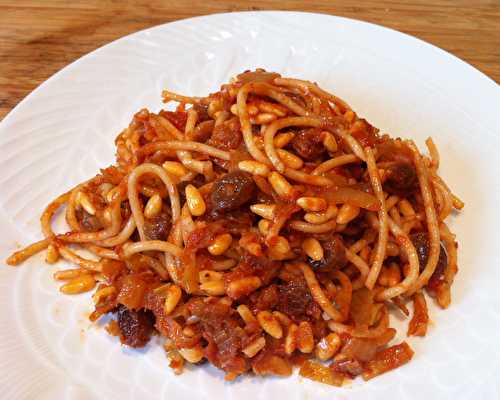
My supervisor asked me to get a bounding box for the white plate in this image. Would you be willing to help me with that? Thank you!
[1,11,499,400]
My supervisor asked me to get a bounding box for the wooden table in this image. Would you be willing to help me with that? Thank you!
[1,0,498,120]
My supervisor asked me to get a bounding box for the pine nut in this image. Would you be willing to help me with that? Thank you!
[162,161,189,177]
[242,336,266,358]
[77,192,96,215]
[179,345,204,363]
[258,219,270,236]
[302,238,324,261]
[144,194,162,218]
[208,233,232,256]
[237,304,257,325]
[185,184,206,216]
[315,333,341,361]
[271,236,290,254]
[200,280,226,296]
[250,204,276,219]
[45,244,59,264]
[257,311,283,339]
[304,204,338,224]
[322,131,338,153]
[230,104,239,115]
[284,323,298,355]
[297,321,314,353]
[336,204,360,225]
[297,197,327,212]
[199,270,223,283]
[277,149,303,169]
[268,172,293,198]
[227,276,262,299]
[238,160,270,177]
[60,274,96,294]
[274,132,294,148]
[272,311,291,328]
[164,284,182,314]
[246,243,263,256]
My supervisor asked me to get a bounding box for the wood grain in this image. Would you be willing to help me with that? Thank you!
[1,0,498,120]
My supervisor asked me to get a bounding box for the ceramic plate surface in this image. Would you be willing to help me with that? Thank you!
[1,11,499,400]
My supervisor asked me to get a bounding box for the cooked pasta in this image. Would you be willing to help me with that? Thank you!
[6,70,463,385]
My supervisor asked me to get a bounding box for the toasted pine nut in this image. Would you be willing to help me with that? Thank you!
[246,243,263,256]
[257,311,283,339]
[208,233,232,256]
[227,276,262,299]
[304,204,338,224]
[268,172,293,198]
[274,132,294,148]
[230,104,239,115]
[199,269,223,283]
[284,323,298,355]
[164,284,182,314]
[237,304,257,325]
[208,98,223,118]
[322,131,338,153]
[254,112,277,125]
[315,333,341,361]
[271,236,290,254]
[92,286,116,304]
[297,321,314,353]
[162,161,189,177]
[238,160,270,177]
[272,311,291,328]
[185,184,206,216]
[336,204,360,225]
[297,197,327,212]
[60,274,96,294]
[378,264,402,287]
[54,268,84,281]
[45,244,60,264]
[179,345,204,363]
[144,194,162,219]
[200,280,225,296]
[77,192,96,215]
[242,336,266,358]
[277,149,303,169]
[258,219,270,236]
[302,238,324,261]
[182,326,196,337]
[398,199,416,217]
[250,204,276,219]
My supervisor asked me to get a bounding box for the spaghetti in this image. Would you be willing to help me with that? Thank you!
[6,70,463,385]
